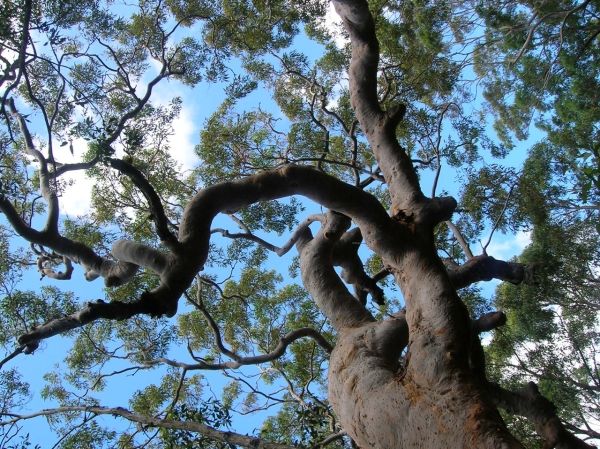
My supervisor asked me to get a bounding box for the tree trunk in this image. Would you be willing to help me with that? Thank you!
[301,2,594,448]
[298,211,523,448]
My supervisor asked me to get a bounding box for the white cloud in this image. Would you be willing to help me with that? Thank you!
[486,230,532,260]
[168,104,198,171]
[323,2,348,49]
[52,138,95,217]
[149,77,200,172]
[51,82,198,217]
[59,170,95,216]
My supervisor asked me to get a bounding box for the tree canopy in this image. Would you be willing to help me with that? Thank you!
[0,0,598,448]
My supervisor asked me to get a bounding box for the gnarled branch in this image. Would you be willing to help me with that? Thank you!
[446,254,534,289]
[296,211,374,330]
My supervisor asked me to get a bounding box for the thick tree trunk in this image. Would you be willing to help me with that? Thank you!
[298,213,522,448]
[300,3,593,447]
[328,324,520,449]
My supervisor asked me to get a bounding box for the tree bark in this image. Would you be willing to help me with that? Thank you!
[294,1,594,448]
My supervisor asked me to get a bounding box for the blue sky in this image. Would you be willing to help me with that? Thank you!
[0,3,545,446]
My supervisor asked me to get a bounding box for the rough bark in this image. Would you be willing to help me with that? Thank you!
[291,1,591,448]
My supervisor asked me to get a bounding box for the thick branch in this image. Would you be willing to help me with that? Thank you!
[0,196,139,286]
[447,255,534,289]
[473,311,507,333]
[332,227,385,305]
[488,382,596,449]
[17,299,153,349]
[0,406,297,449]
[331,0,436,222]
[296,212,374,330]
[144,165,394,319]
[19,166,394,346]
[110,239,169,276]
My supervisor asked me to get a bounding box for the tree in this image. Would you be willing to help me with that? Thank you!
[0,0,598,448]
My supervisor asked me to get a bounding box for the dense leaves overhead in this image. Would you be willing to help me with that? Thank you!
[0,0,598,448]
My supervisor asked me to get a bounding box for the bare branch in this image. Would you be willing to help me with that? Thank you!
[108,158,179,250]
[185,290,332,366]
[0,346,26,370]
[446,220,474,260]
[331,0,447,223]
[311,431,347,449]
[7,98,59,234]
[17,299,156,350]
[446,254,534,289]
[0,406,298,449]
[212,214,324,256]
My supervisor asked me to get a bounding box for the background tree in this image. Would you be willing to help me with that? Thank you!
[0,0,598,448]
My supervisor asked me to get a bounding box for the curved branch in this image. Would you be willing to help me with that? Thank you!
[0,196,139,286]
[311,431,347,449]
[37,254,73,280]
[143,165,395,319]
[0,406,298,449]
[50,156,101,178]
[108,158,179,250]
[7,98,59,234]
[186,291,332,365]
[446,254,534,289]
[212,214,324,256]
[488,382,595,449]
[0,346,26,370]
[19,166,395,346]
[296,211,374,330]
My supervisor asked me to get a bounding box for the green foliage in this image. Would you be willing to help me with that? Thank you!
[0,0,598,447]
[475,0,600,206]
[160,399,232,448]
[55,422,116,449]
[0,287,77,345]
